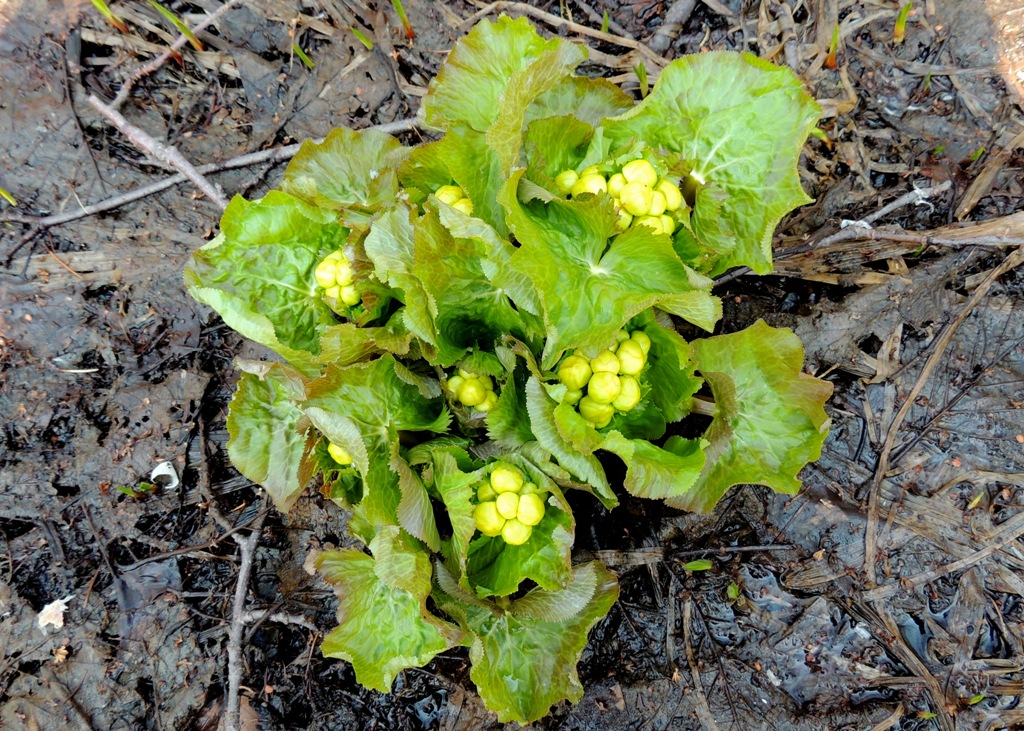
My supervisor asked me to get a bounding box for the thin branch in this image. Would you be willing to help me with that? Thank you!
[863,246,1024,585]
[224,504,268,731]
[111,0,244,110]
[2,118,420,265]
[88,93,228,209]
[682,598,719,731]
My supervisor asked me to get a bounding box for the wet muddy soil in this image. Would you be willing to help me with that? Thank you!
[2,1,1023,729]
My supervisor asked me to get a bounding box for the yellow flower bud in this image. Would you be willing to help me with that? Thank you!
[554,170,579,196]
[580,165,601,177]
[656,179,684,211]
[612,375,641,412]
[339,285,361,306]
[570,173,608,198]
[327,442,353,465]
[587,372,621,404]
[558,354,592,391]
[590,350,620,373]
[562,388,583,405]
[578,396,614,428]
[451,197,474,216]
[615,209,633,231]
[435,185,464,205]
[615,330,630,343]
[458,379,487,407]
[477,391,499,413]
[477,481,496,502]
[501,518,532,545]
[634,215,664,235]
[607,173,626,198]
[616,339,646,376]
[622,159,658,187]
[474,501,505,536]
[630,330,652,355]
[447,375,466,394]
[619,182,653,216]
[661,214,676,234]
[490,464,524,494]
[517,492,546,526]
[496,491,520,520]
[648,190,667,216]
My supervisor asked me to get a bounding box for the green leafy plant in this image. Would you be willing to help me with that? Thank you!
[185,16,832,723]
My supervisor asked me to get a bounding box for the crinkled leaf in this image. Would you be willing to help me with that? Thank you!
[363,205,438,345]
[525,378,615,508]
[390,443,441,551]
[226,364,310,511]
[318,316,413,367]
[524,115,594,184]
[485,364,534,448]
[501,170,721,368]
[422,16,565,132]
[666,320,833,512]
[304,355,450,530]
[185,192,348,373]
[603,52,820,275]
[600,432,706,501]
[525,76,634,128]
[318,527,459,692]
[436,561,619,724]
[281,127,408,224]
[432,450,485,579]
[413,207,535,366]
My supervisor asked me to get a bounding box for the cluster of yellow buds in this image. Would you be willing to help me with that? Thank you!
[557,330,651,429]
[554,159,684,236]
[472,463,546,545]
[447,369,499,412]
[435,184,474,216]
[314,250,361,307]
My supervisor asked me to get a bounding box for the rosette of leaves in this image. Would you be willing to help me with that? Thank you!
[184,15,832,723]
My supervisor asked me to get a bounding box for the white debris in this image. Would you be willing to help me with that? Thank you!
[37,595,74,632]
[150,461,180,490]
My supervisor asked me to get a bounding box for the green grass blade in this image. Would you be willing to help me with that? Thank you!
[148,0,203,51]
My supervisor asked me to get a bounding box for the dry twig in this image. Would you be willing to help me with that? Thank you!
[1,118,419,265]
[87,93,228,209]
[224,505,268,731]
[681,598,719,731]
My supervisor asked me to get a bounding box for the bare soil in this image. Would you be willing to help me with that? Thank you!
[2,1,1023,729]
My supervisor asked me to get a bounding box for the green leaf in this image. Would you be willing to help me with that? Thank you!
[524,115,595,184]
[226,364,311,511]
[436,562,619,724]
[432,450,485,578]
[683,559,713,571]
[413,206,536,366]
[525,377,616,508]
[318,527,460,692]
[363,205,438,345]
[603,52,821,275]
[281,127,408,224]
[317,315,413,367]
[501,170,721,368]
[666,321,833,513]
[524,76,634,129]
[600,432,706,501]
[485,363,536,449]
[185,193,348,373]
[304,355,450,529]
[422,16,567,132]
[390,443,441,552]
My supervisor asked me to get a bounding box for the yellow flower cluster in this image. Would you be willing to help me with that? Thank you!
[314,250,361,306]
[472,463,546,545]
[557,330,651,429]
[435,184,474,216]
[447,369,499,412]
[554,159,683,236]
